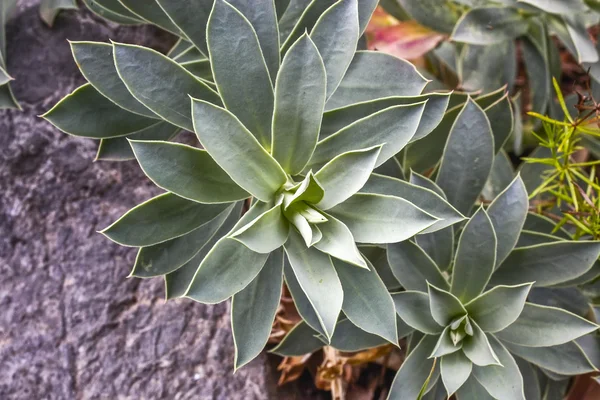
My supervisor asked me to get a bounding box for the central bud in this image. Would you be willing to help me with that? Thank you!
[448,315,474,346]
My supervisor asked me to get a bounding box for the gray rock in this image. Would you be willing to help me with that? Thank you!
[0,2,322,399]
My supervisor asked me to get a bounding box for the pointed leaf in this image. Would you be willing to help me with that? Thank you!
[431,327,462,358]
[329,318,389,352]
[562,15,599,63]
[130,140,250,203]
[496,303,599,347]
[465,284,533,333]
[333,258,398,344]
[490,241,600,287]
[272,33,326,175]
[436,98,494,215]
[455,375,495,400]
[315,146,381,210]
[118,0,182,34]
[361,174,465,233]
[192,100,287,202]
[325,51,429,110]
[101,193,229,247]
[155,1,212,56]
[283,258,327,337]
[387,240,449,292]
[280,0,338,54]
[519,0,589,14]
[462,321,501,366]
[131,203,235,277]
[392,291,443,334]
[164,202,242,299]
[310,0,359,99]
[42,84,155,139]
[451,6,530,45]
[309,102,427,171]
[472,336,525,400]
[96,122,179,162]
[388,335,439,400]
[207,0,274,148]
[232,248,284,369]
[485,94,514,153]
[284,229,343,339]
[313,213,366,268]
[231,199,289,253]
[451,207,497,303]
[70,41,156,118]
[328,193,438,244]
[428,284,467,327]
[185,237,270,304]
[441,350,472,396]
[502,340,597,375]
[113,42,220,131]
[487,175,529,267]
[270,321,324,356]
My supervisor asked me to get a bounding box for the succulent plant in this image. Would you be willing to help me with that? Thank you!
[43,0,471,371]
[381,0,600,118]
[39,0,77,27]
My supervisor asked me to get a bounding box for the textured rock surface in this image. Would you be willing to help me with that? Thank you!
[0,2,321,399]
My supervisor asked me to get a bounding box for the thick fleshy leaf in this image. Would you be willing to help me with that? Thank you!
[514,356,542,400]
[231,199,289,254]
[431,326,462,358]
[232,248,284,369]
[451,207,497,303]
[329,318,389,351]
[280,0,338,53]
[131,203,235,277]
[387,240,448,292]
[519,0,589,14]
[451,6,530,45]
[272,33,326,175]
[392,291,443,334]
[227,0,280,82]
[155,0,212,56]
[485,94,514,153]
[441,351,472,396]
[315,146,381,210]
[361,174,465,233]
[390,0,458,34]
[39,0,78,27]
[487,175,528,267]
[191,100,287,202]
[428,284,467,327]
[310,0,359,99]
[523,212,572,239]
[270,321,324,356]
[113,42,220,131]
[482,149,516,201]
[42,84,156,139]
[490,241,600,287]
[495,303,599,347]
[309,102,427,171]
[81,0,148,25]
[462,321,501,366]
[185,237,269,304]
[471,336,525,400]
[562,15,599,63]
[501,340,598,376]
[325,51,429,110]
[522,23,551,114]
[459,44,517,95]
[101,193,229,247]
[283,259,326,337]
[284,229,343,339]
[96,122,179,162]
[313,213,366,268]
[118,0,182,34]
[164,202,242,299]
[388,335,440,400]
[333,258,397,344]
[207,0,274,148]
[70,41,156,118]
[320,93,450,142]
[130,140,250,203]
[436,99,494,215]
[361,246,401,290]
[328,193,438,244]
[465,284,532,333]
[455,375,495,400]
